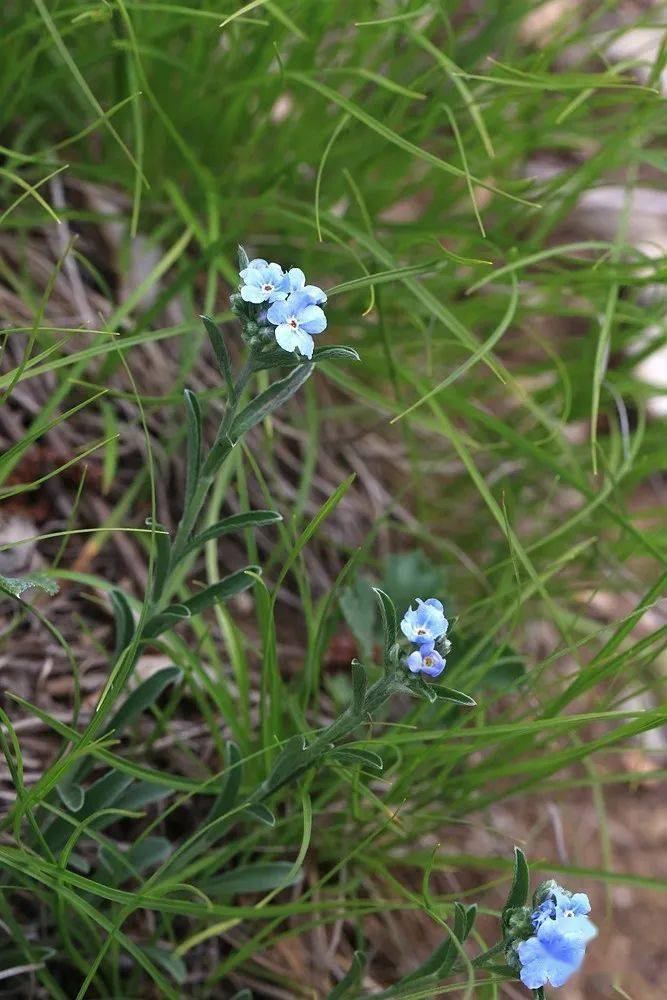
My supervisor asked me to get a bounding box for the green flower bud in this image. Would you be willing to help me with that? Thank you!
[504,905,533,941]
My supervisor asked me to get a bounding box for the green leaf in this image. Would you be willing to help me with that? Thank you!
[183,510,282,557]
[231,364,313,438]
[230,990,253,1000]
[328,951,366,999]
[206,861,302,895]
[351,659,367,714]
[243,803,275,826]
[142,604,191,639]
[146,517,171,601]
[182,566,259,615]
[372,586,398,660]
[237,244,250,271]
[252,344,360,371]
[402,672,438,703]
[328,746,383,771]
[433,685,477,707]
[106,666,182,737]
[100,836,172,884]
[110,588,134,657]
[504,846,531,916]
[0,572,59,598]
[141,945,187,985]
[261,734,314,794]
[110,781,172,817]
[45,770,134,851]
[55,779,84,812]
[183,388,202,510]
[207,741,242,823]
[200,314,233,393]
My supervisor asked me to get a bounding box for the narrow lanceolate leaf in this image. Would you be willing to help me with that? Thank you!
[0,572,59,598]
[328,951,366,999]
[183,509,282,556]
[207,741,242,823]
[373,587,398,660]
[351,659,367,714]
[433,685,477,707]
[231,364,313,438]
[182,565,260,615]
[243,802,275,826]
[200,314,233,393]
[141,604,191,639]
[183,388,202,511]
[55,779,85,812]
[106,666,182,737]
[328,746,383,771]
[237,244,250,271]
[110,588,134,657]
[252,344,360,370]
[206,861,302,895]
[146,517,171,601]
[503,846,530,917]
[433,901,475,978]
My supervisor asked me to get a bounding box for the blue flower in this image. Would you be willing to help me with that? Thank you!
[520,885,597,990]
[239,259,289,304]
[532,886,592,929]
[266,291,327,359]
[287,267,327,304]
[406,641,446,677]
[400,598,448,646]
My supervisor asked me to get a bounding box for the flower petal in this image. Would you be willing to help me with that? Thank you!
[288,267,306,291]
[422,652,445,677]
[274,324,300,353]
[292,327,315,358]
[406,650,422,673]
[299,305,327,335]
[247,258,268,269]
[241,284,266,303]
[239,266,264,285]
[303,283,327,304]
[267,300,291,325]
[287,290,312,313]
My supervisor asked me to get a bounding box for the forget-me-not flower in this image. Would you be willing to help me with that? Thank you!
[532,886,592,929]
[239,259,290,304]
[400,598,449,647]
[266,290,327,359]
[406,641,446,677]
[518,885,597,990]
[287,267,327,304]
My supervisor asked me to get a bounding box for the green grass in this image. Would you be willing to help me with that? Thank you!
[1,0,666,996]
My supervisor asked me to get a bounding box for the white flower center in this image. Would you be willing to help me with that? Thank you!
[563,909,575,918]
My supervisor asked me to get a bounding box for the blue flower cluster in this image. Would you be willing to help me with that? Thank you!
[238,258,327,359]
[518,884,597,990]
[400,598,449,677]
